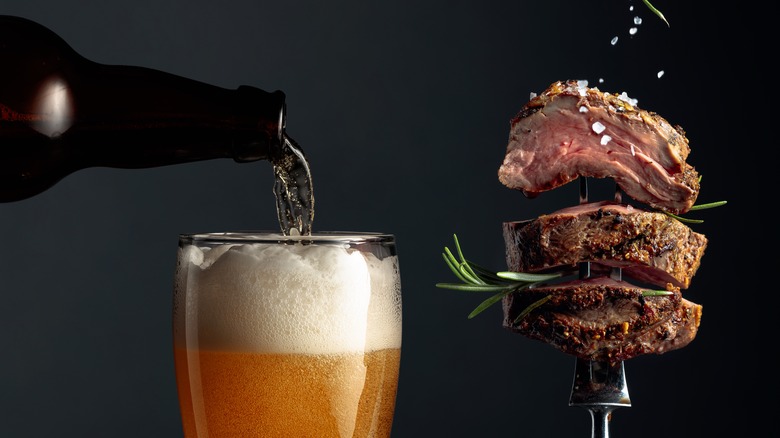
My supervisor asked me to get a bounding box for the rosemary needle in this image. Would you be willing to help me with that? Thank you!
[642,0,670,27]
[665,200,727,224]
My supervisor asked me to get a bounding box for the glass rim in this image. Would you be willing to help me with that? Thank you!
[178,231,396,245]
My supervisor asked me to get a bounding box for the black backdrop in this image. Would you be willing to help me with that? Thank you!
[0,1,774,437]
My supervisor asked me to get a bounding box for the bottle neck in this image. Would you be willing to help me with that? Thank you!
[62,64,287,168]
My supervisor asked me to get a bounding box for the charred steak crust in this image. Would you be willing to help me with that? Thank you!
[502,276,703,363]
[498,80,701,214]
[503,201,707,289]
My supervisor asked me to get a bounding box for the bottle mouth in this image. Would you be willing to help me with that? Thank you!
[232,87,287,163]
[274,91,287,149]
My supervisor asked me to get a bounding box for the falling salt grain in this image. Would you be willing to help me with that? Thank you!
[657,70,665,79]
[611,36,619,45]
[598,78,605,84]
[592,121,606,134]
[629,27,638,35]
[629,5,634,11]
[530,92,537,100]
[601,135,612,146]
[634,16,642,25]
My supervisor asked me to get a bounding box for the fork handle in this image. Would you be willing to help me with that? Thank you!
[587,407,615,438]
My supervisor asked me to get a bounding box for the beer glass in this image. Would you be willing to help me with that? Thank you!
[172,232,402,437]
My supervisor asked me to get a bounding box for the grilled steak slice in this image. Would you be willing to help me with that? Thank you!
[503,201,707,289]
[498,80,700,214]
[502,276,702,363]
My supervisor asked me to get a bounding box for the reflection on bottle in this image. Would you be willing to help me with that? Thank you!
[32,77,74,138]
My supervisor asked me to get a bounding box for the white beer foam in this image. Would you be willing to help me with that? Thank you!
[176,242,402,354]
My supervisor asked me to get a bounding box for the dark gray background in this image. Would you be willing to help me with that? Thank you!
[0,1,773,437]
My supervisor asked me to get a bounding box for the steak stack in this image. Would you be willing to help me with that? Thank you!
[498,80,706,363]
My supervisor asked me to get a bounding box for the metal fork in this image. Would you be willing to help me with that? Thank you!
[569,178,631,438]
[569,358,631,438]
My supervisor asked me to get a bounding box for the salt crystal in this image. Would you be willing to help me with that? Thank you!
[630,144,636,156]
[611,36,619,45]
[576,80,588,96]
[598,78,605,83]
[530,92,537,99]
[634,16,642,25]
[629,27,638,35]
[592,121,606,134]
[657,70,665,78]
[579,106,589,113]
[617,92,638,107]
[629,5,634,11]
[601,135,612,145]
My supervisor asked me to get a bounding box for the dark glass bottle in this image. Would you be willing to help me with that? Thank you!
[0,15,288,202]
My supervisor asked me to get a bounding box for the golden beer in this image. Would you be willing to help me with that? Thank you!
[174,348,400,437]
[173,233,402,438]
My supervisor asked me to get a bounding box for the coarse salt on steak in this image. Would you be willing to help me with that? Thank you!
[498,80,701,214]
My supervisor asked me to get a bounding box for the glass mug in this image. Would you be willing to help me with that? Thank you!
[172,232,402,437]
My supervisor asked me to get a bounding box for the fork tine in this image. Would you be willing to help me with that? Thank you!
[569,359,631,407]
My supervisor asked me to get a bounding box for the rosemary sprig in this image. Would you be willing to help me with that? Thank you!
[437,235,676,322]
[642,0,669,27]
[436,234,560,319]
[665,200,728,224]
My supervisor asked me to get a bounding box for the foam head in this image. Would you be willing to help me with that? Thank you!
[174,237,402,355]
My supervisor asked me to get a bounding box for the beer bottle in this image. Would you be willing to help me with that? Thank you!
[0,15,288,202]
